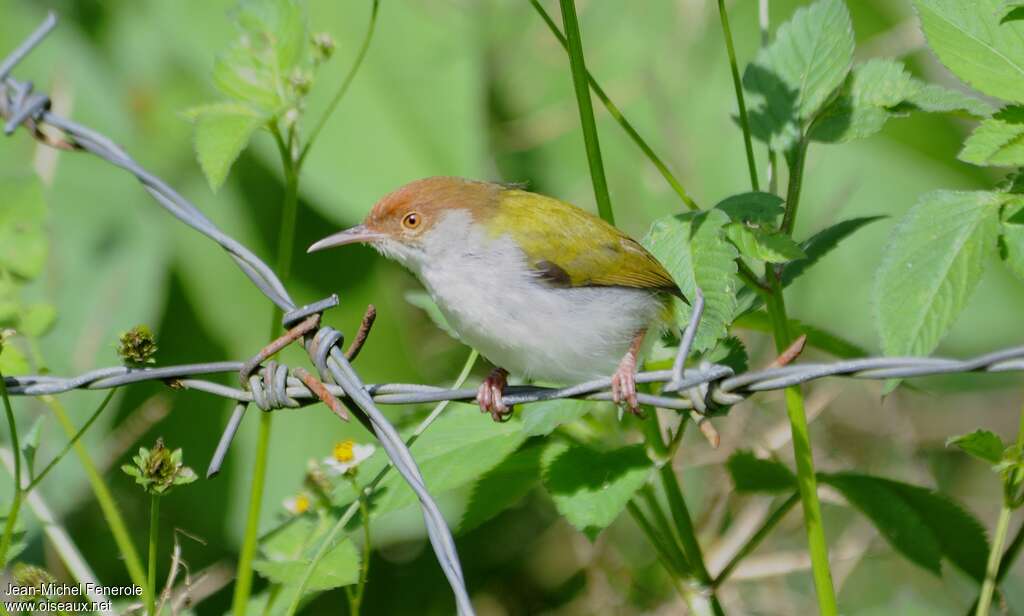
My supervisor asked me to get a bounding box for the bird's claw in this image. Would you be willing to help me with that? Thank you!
[477,368,512,422]
[611,358,641,416]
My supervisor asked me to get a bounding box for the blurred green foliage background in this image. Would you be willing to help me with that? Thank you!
[2,0,1024,614]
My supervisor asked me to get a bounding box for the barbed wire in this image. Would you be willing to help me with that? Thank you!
[0,14,477,615]
[3,12,1024,615]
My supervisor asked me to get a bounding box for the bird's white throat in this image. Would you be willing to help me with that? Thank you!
[381,210,665,383]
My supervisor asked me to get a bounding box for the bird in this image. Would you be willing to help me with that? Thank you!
[308,177,686,422]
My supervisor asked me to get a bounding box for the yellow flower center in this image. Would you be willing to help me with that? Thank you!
[292,494,310,514]
[332,440,355,463]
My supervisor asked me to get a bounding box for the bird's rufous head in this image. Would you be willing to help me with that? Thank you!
[307,177,499,256]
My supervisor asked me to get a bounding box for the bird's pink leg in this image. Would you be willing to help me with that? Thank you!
[476,367,511,422]
[611,330,645,416]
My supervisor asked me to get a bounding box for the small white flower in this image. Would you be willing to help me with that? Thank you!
[283,493,312,515]
[322,440,375,476]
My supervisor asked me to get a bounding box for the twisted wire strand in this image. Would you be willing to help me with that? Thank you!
[0,14,474,615]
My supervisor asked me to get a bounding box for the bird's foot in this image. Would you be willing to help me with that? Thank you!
[476,367,512,422]
[611,353,641,417]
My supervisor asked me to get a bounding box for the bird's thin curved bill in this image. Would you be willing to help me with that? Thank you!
[307,225,383,253]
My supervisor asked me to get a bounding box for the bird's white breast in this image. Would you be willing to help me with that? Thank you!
[405,211,664,383]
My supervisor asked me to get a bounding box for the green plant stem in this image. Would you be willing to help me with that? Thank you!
[284,350,478,616]
[299,0,381,167]
[974,401,1024,616]
[764,283,837,615]
[557,0,614,224]
[346,492,372,615]
[147,494,160,616]
[638,485,692,577]
[27,389,116,492]
[625,501,691,604]
[717,0,759,191]
[0,369,22,567]
[42,395,147,591]
[529,0,698,211]
[233,127,302,616]
[714,492,799,586]
[780,138,809,236]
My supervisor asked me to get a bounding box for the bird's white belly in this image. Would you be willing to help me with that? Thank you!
[416,238,663,383]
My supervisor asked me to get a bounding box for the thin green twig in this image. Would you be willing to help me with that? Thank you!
[299,0,381,167]
[713,492,799,586]
[27,389,116,492]
[529,0,698,211]
[0,369,21,567]
[717,0,759,191]
[148,494,160,616]
[557,0,614,224]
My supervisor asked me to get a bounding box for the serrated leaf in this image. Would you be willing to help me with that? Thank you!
[725,224,806,263]
[1000,198,1024,280]
[960,106,1024,166]
[188,103,266,191]
[714,192,785,224]
[213,0,308,112]
[521,399,593,437]
[913,0,1024,103]
[733,311,869,358]
[900,82,995,117]
[743,0,855,150]
[874,190,1002,357]
[404,291,458,339]
[821,473,990,581]
[459,443,543,534]
[253,538,359,592]
[541,442,653,538]
[643,210,739,352]
[947,429,1005,464]
[0,177,47,280]
[782,216,886,286]
[811,59,917,143]
[705,337,749,374]
[820,473,943,575]
[726,451,797,493]
[19,303,56,338]
[370,404,527,514]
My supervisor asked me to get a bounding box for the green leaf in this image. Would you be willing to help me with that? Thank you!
[821,473,990,581]
[213,0,308,113]
[1003,4,1024,24]
[960,106,1024,166]
[714,192,785,224]
[733,311,870,358]
[0,515,26,562]
[812,59,916,143]
[913,0,1024,103]
[643,209,739,352]
[0,342,29,375]
[782,216,886,287]
[900,82,996,117]
[369,404,527,514]
[874,190,1002,357]
[541,442,653,538]
[726,451,797,493]
[19,303,56,338]
[820,473,943,575]
[725,223,806,263]
[459,443,543,534]
[21,415,44,479]
[0,176,47,280]
[705,336,749,374]
[521,399,594,438]
[253,538,359,592]
[743,0,855,150]
[404,291,457,339]
[947,429,1005,464]
[188,103,266,191]
[1000,198,1024,280]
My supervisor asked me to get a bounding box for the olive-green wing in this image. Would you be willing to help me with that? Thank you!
[489,189,686,300]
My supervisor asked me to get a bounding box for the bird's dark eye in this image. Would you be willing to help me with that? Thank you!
[402,212,422,230]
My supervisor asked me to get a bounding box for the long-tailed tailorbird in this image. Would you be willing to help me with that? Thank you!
[308,176,686,421]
